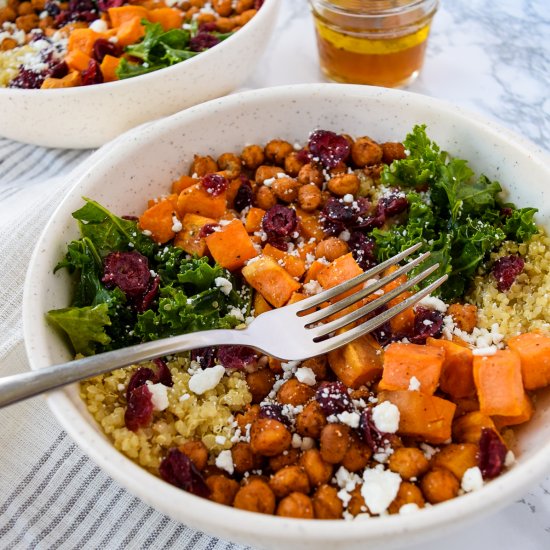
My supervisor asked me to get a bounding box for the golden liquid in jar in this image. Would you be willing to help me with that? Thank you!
[313,18,432,88]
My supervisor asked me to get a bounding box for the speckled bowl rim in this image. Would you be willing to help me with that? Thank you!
[22,84,550,547]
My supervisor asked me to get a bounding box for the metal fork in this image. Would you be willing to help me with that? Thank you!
[0,243,447,408]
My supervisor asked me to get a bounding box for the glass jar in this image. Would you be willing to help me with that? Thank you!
[309,0,439,88]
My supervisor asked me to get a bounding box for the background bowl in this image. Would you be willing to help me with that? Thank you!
[23,84,550,549]
[0,0,279,149]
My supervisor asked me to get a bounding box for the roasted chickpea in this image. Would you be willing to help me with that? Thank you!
[277,378,315,407]
[231,442,260,475]
[255,165,281,184]
[388,447,430,481]
[347,485,367,516]
[250,418,292,457]
[15,13,38,31]
[363,163,383,181]
[295,401,327,439]
[178,440,208,471]
[246,368,275,404]
[431,443,479,480]
[327,173,360,196]
[234,8,256,26]
[215,16,237,32]
[297,163,324,187]
[0,37,17,50]
[234,478,276,514]
[312,484,343,519]
[206,475,239,506]
[388,481,425,514]
[272,176,301,203]
[420,468,460,504]
[264,139,294,166]
[301,356,327,381]
[235,0,254,13]
[235,404,260,431]
[351,136,383,167]
[284,151,307,177]
[190,154,217,176]
[341,433,372,472]
[319,423,350,464]
[30,0,45,9]
[190,0,206,7]
[212,0,232,16]
[298,184,322,212]
[17,1,33,15]
[381,142,407,164]
[277,492,314,518]
[315,237,349,262]
[217,152,241,179]
[300,449,333,487]
[268,448,301,472]
[269,465,310,498]
[328,161,348,176]
[447,303,478,333]
[255,185,277,210]
[268,356,283,374]
[196,11,216,24]
[241,144,264,170]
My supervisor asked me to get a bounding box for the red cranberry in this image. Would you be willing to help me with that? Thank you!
[358,408,386,451]
[295,148,311,164]
[315,381,354,416]
[234,181,254,212]
[93,38,121,63]
[308,130,350,169]
[81,59,104,86]
[478,428,507,479]
[134,275,160,312]
[126,367,155,401]
[262,205,297,239]
[259,403,290,426]
[322,197,356,225]
[200,173,228,196]
[378,193,409,217]
[189,32,220,52]
[199,223,220,238]
[97,0,124,11]
[410,306,444,344]
[9,68,46,89]
[492,255,524,292]
[159,448,210,497]
[191,347,217,369]
[348,232,377,270]
[102,251,151,298]
[152,358,173,387]
[125,385,154,431]
[500,207,513,218]
[49,61,68,79]
[217,345,257,370]
[45,1,61,17]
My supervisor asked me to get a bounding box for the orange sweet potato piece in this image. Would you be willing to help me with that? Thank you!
[138,199,176,244]
[173,213,216,256]
[508,331,550,390]
[108,5,149,27]
[379,390,456,444]
[244,207,266,234]
[452,411,498,444]
[68,28,102,57]
[253,292,272,316]
[148,7,183,30]
[303,260,326,284]
[447,303,478,333]
[287,292,306,305]
[378,343,444,395]
[172,175,198,195]
[263,243,306,279]
[493,392,534,428]
[100,54,120,82]
[295,207,324,241]
[177,183,227,219]
[328,334,383,388]
[473,350,526,417]
[317,253,362,291]
[242,255,301,308]
[431,443,479,480]
[41,71,82,89]
[205,220,258,271]
[116,16,146,47]
[296,240,317,262]
[65,49,92,72]
[427,337,475,399]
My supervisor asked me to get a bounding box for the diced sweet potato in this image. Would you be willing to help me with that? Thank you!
[452,411,497,444]
[100,54,120,82]
[427,337,475,399]
[172,175,198,195]
[304,260,326,284]
[41,71,82,89]
[65,49,92,71]
[263,243,306,279]
[378,343,444,395]
[473,350,526,417]
[205,220,258,271]
[287,292,306,305]
[431,443,479,480]
[177,183,227,219]
[296,240,317,262]
[253,291,272,316]
[67,28,102,57]
[148,7,183,30]
[379,390,456,444]
[317,253,362,292]
[173,213,215,256]
[244,207,266,233]
[242,255,301,308]
[116,16,145,47]
[508,331,550,390]
[447,303,478,333]
[493,392,534,428]
[108,5,149,27]
[138,198,176,244]
[327,334,383,388]
[296,207,324,241]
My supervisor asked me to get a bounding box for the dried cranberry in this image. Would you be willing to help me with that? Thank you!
[266,237,289,251]
[134,275,160,312]
[295,148,311,164]
[191,347,217,369]
[234,181,254,212]
[410,306,444,344]
[322,197,356,225]
[45,1,61,17]
[49,61,68,79]
[353,202,386,231]
[218,345,258,370]
[152,358,173,387]
[9,68,46,89]
[254,0,264,9]
[54,11,69,27]
[199,223,220,238]
[478,428,507,479]
[93,38,121,63]
[259,403,290,426]
[370,312,393,346]
[378,194,408,217]
[315,381,354,416]
[262,205,297,239]
[81,59,104,86]
[189,32,220,52]
[348,232,376,270]
[97,0,124,11]
[200,173,228,196]
[159,448,210,497]
[500,207,513,218]
[68,0,97,21]
[492,255,524,292]
[121,215,139,221]
[358,408,385,451]
[125,384,154,431]
[308,130,350,169]
[126,367,155,401]
[102,251,151,298]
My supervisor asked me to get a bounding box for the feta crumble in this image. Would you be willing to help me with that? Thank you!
[408,376,421,391]
[361,466,401,515]
[214,277,233,296]
[188,364,225,395]
[461,466,484,493]
[215,450,234,475]
[146,382,169,411]
[295,367,316,386]
[371,402,400,433]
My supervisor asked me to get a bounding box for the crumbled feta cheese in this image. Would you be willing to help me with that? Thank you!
[408,376,421,391]
[461,466,484,493]
[371,402,400,433]
[303,279,323,295]
[334,466,361,492]
[343,194,354,204]
[417,296,448,313]
[336,411,360,428]
[420,442,438,460]
[214,277,233,296]
[215,435,227,445]
[399,503,420,515]
[228,306,245,321]
[146,382,169,411]
[89,19,108,33]
[472,346,497,356]
[361,466,401,515]
[505,450,516,468]
[188,364,225,395]
[295,367,316,386]
[171,215,182,233]
[215,450,234,475]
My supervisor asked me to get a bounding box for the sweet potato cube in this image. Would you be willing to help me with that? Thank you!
[244,207,266,234]
[242,255,300,308]
[431,443,479,480]
[68,28,103,57]
[379,390,456,444]
[41,71,82,89]
[296,207,324,241]
[493,393,534,428]
[116,16,145,47]
[172,175,198,195]
[263,243,306,279]
[173,213,215,256]
[253,292,272,316]
[304,260,325,284]
[447,303,478,333]
[317,253,363,291]
[205,220,258,271]
[328,334,383,388]
[473,350,525,417]
[138,198,176,244]
[177,183,227,219]
[452,411,497,444]
[427,337,475,399]
[378,343,444,395]
[108,5,149,27]
[65,49,92,72]
[508,331,550,390]
[100,54,121,82]
[148,7,183,30]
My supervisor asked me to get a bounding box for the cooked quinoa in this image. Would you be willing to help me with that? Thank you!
[80,356,251,473]
[468,232,550,337]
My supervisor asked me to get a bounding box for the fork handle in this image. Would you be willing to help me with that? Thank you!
[0,328,251,409]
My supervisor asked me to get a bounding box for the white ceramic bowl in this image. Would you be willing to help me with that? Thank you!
[0,0,279,149]
[23,84,550,549]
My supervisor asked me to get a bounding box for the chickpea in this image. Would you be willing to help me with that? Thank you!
[313,484,343,519]
[255,185,277,210]
[269,448,301,472]
[301,356,327,381]
[272,176,301,203]
[319,423,350,464]
[327,173,360,196]
[17,1,33,15]
[363,163,383,181]
[0,37,17,50]
[341,433,372,472]
[231,442,259,475]
[351,136,383,167]
[215,16,237,33]
[388,447,430,481]
[284,151,307,176]
[447,303,478,333]
[329,161,348,176]
[300,449,333,487]
[255,165,281,184]
[235,8,256,26]
[315,237,349,262]
[30,0,45,9]
[269,465,310,498]
[235,0,254,14]
[277,492,314,519]
[347,485,367,516]
[235,404,260,431]
[206,475,240,506]
[178,440,208,471]
[0,6,17,23]
[268,356,283,374]
[388,481,425,514]
[295,401,327,439]
[298,184,322,212]
[420,468,460,504]
[264,139,294,166]
[277,378,315,407]
[234,478,276,514]
[212,0,232,16]
[297,163,324,187]
[381,142,407,164]
[250,418,292,457]
[15,13,38,31]
[190,0,206,7]
[246,368,275,404]
[190,154,217,177]
[217,152,241,179]
[242,144,265,171]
